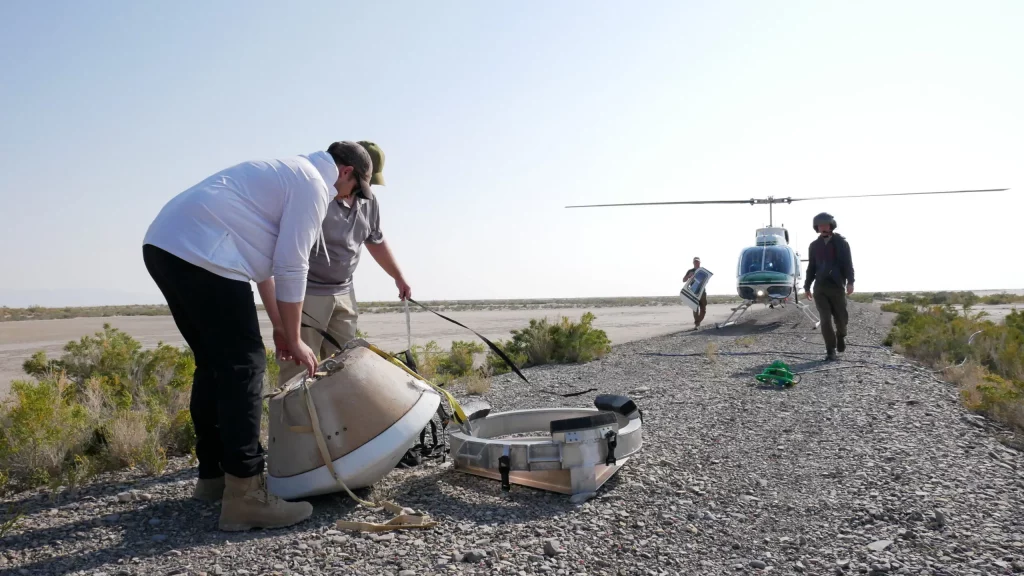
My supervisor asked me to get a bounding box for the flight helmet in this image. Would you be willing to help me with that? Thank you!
[813,212,837,232]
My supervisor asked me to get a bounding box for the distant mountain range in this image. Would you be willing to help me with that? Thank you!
[0,288,167,308]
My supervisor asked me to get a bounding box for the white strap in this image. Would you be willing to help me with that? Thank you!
[404,299,412,354]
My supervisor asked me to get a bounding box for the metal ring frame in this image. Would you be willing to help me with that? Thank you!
[449,406,643,495]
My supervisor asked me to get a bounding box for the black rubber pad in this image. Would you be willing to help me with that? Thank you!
[594,394,638,416]
[549,411,617,434]
[462,400,492,422]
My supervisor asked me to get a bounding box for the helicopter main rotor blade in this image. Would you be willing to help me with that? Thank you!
[565,199,758,208]
[789,188,1008,202]
[565,188,1009,209]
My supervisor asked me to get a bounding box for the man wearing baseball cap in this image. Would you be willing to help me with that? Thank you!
[277,140,412,385]
[683,256,707,329]
[142,140,373,531]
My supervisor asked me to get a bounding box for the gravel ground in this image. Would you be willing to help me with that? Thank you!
[3,301,1024,576]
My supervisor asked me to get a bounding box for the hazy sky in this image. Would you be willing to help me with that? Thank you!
[1,1,1021,307]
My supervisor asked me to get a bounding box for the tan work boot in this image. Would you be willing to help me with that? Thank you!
[218,472,313,532]
[192,476,225,503]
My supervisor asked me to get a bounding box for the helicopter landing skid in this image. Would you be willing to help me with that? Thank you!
[796,301,821,329]
[715,301,752,329]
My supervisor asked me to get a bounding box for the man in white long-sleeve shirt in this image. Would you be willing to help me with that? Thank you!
[141,141,374,532]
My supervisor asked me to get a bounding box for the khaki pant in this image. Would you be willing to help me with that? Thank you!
[276,289,359,386]
[693,291,707,326]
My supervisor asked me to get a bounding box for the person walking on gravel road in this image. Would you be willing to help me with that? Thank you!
[683,256,707,329]
[142,141,375,531]
[803,212,855,361]
[276,141,412,386]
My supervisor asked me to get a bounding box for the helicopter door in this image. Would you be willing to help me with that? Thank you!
[680,267,713,312]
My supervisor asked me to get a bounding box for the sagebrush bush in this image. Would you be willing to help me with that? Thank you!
[0,374,95,488]
[397,340,485,386]
[0,323,284,495]
[393,314,610,389]
[105,410,153,470]
[883,304,1024,432]
[463,373,491,396]
[705,342,719,362]
[486,312,611,375]
[895,291,1024,308]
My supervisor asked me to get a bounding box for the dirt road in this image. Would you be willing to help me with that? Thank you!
[0,303,740,397]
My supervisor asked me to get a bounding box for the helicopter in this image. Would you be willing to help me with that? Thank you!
[566,188,1009,329]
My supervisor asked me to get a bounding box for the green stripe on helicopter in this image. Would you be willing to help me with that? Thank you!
[738,271,792,285]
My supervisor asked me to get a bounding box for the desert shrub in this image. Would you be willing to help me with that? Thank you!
[0,379,88,475]
[168,409,197,455]
[892,291,1024,308]
[1,304,171,322]
[0,323,287,495]
[437,341,485,376]
[486,312,611,374]
[959,371,1024,432]
[60,324,143,385]
[398,340,484,385]
[883,304,1024,432]
[880,301,921,322]
[22,350,64,379]
[383,340,494,396]
[485,341,529,376]
[104,410,152,469]
[982,293,1024,305]
[550,313,612,363]
[883,305,978,365]
[0,375,96,488]
[705,342,720,362]
[463,373,492,396]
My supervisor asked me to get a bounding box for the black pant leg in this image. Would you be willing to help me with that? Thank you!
[188,364,224,479]
[205,286,267,478]
[143,245,224,478]
[142,244,267,478]
[833,287,849,338]
[813,283,837,351]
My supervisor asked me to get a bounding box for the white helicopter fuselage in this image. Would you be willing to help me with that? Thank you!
[734,226,803,305]
[709,226,820,329]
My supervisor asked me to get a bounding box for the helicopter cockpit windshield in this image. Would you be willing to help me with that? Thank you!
[739,246,794,275]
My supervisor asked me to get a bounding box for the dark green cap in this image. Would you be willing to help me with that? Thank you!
[358,141,386,186]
